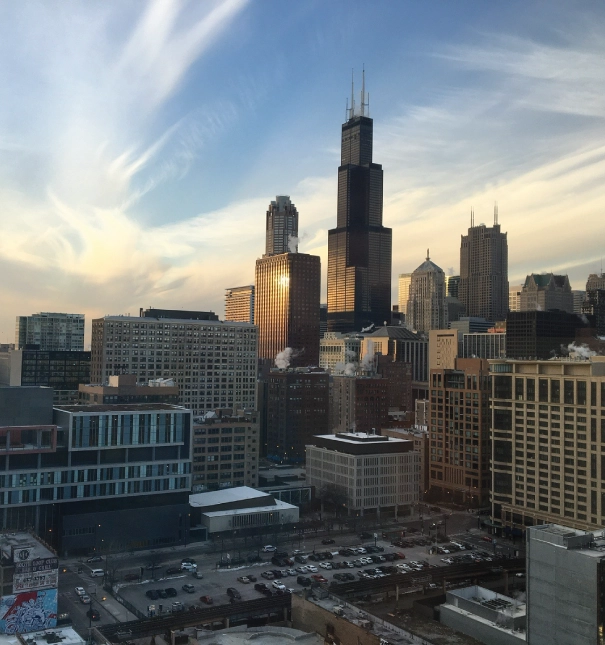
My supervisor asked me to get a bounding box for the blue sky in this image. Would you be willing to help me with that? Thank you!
[0,0,604,343]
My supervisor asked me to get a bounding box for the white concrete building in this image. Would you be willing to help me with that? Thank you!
[306,432,419,517]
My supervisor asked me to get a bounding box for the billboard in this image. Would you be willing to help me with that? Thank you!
[13,557,59,593]
[0,589,57,634]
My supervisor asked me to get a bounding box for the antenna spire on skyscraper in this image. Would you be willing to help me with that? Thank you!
[494,201,498,225]
[349,69,355,120]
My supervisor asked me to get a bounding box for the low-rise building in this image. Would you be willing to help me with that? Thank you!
[78,373,179,405]
[306,432,419,518]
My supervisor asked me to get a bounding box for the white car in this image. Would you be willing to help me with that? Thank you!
[181,562,197,572]
[286,569,297,576]
[295,566,308,573]
[360,557,372,565]
[262,545,276,552]
[441,558,454,564]
[307,565,318,573]
[80,594,91,605]
[74,587,86,597]
[342,561,355,568]
[319,562,332,569]
[272,581,286,590]
[357,548,367,554]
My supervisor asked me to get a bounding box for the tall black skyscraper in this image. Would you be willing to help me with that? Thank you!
[327,74,392,333]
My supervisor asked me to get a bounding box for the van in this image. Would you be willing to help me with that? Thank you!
[90,569,104,578]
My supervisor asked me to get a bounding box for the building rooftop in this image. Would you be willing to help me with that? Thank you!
[314,432,408,445]
[189,487,270,509]
[96,315,256,328]
[0,627,84,645]
[0,532,55,562]
[201,499,298,518]
[369,326,422,340]
[54,403,188,413]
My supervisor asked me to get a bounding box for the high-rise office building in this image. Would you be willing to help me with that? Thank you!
[459,209,508,323]
[406,251,447,334]
[260,368,329,463]
[16,313,84,351]
[428,357,491,506]
[445,275,460,299]
[265,195,298,256]
[327,76,392,333]
[255,253,321,367]
[90,311,257,415]
[572,289,586,314]
[398,273,412,320]
[509,284,523,312]
[225,285,255,323]
[519,273,573,313]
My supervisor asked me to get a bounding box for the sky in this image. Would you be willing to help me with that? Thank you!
[0,0,604,345]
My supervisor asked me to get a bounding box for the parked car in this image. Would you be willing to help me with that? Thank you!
[146,590,159,600]
[182,584,195,593]
[157,589,168,599]
[226,587,241,600]
[200,595,213,604]
[172,602,184,612]
[297,576,312,586]
[262,545,277,552]
[86,556,103,564]
[321,538,335,545]
[307,565,318,573]
[86,609,100,621]
[165,588,178,597]
[261,571,274,579]
[181,558,196,564]
[294,555,307,563]
[311,574,328,583]
[319,562,332,570]
[272,581,286,590]
[254,583,269,592]
[166,567,181,575]
[192,571,204,579]
[237,576,250,584]
[360,532,373,540]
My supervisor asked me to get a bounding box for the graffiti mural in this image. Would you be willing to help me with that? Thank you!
[0,589,57,634]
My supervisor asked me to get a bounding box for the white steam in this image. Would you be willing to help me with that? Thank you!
[287,235,299,253]
[360,340,375,372]
[344,362,356,376]
[275,347,300,368]
[361,323,374,333]
[566,342,596,359]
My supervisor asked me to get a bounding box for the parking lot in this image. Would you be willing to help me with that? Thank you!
[115,530,504,616]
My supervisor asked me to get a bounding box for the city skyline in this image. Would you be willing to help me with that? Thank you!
[0,1,604,342]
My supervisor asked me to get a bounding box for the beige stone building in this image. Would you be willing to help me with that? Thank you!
[490,356,605,537]
[429,329,458,371]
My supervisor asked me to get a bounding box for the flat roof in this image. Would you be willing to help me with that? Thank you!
[202,499,298,518]
[54,403,188,413]
[314,433,410,445]
[189,487,270,508]
[0,532,55,561]
[98,316,256,328]
[0,627,84,645]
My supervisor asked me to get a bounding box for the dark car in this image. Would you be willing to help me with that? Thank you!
[157,589,168,599]
[200,595,213,605]
[247,574,257,582]
[254,583,269,592]
[339,548,353,556]
[226,587,241,600]
[145,590,159,600]
[86,556,103,564]
[321,538,335,545]
[297,576,312,586]
[182,584,195,594]
[166,567,181,575]
[271,569,283,578]
[165,588,178,597]
[86,609,100,621]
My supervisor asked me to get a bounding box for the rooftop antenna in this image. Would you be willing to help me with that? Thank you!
[494,201,498,225]
[360,64,368,117]
[345,97,349,122]
[426,248,430,261]
[471,207,474,227]
[349,68,355,119]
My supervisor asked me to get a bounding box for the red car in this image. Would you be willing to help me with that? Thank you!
[311,574,328,583]
[482,535,493,543]
[199,595,213,605]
